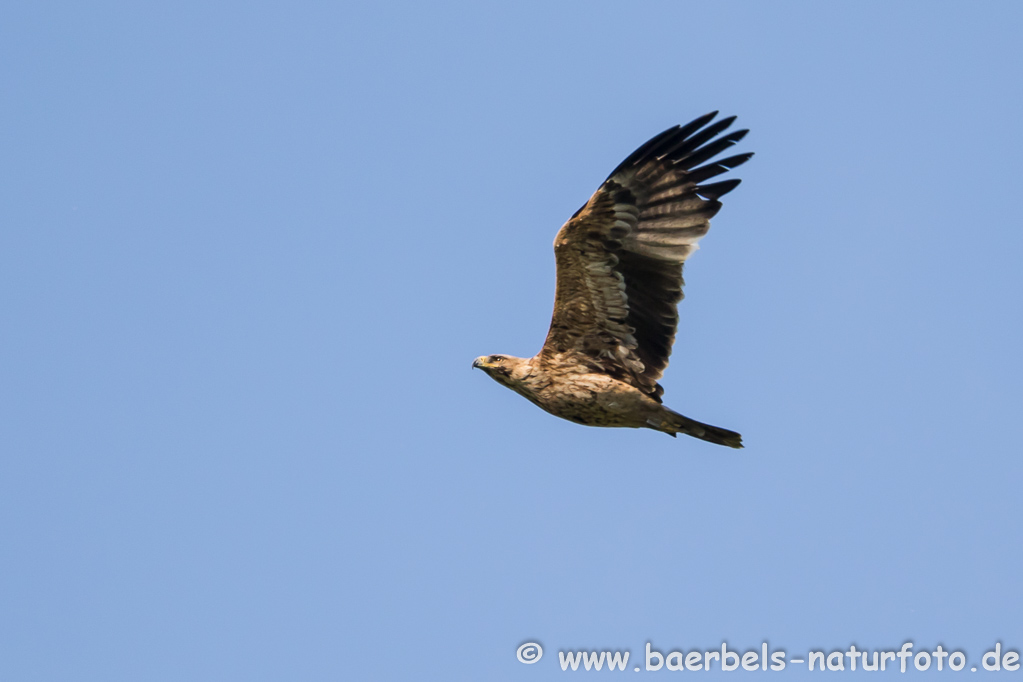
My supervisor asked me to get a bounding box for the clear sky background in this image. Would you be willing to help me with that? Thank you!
[2,2,1022,680]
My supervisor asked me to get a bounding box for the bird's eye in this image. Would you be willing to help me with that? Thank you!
[490,356,502,363]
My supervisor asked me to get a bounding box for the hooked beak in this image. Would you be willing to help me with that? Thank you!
[472,356,487,370]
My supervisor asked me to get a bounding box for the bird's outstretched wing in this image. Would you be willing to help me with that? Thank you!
[539,112,752,401]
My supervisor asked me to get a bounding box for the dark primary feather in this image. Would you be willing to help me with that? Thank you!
[540,113,752,400]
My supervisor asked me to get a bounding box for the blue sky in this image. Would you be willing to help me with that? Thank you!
[2,1,1021,680]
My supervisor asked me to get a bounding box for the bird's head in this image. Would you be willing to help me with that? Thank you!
[472,354,531,390]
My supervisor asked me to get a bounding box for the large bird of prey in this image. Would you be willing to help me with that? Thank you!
[473,112,751,448]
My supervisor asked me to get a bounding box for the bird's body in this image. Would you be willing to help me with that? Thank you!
[474,112,751,448]
[475,354,650,427]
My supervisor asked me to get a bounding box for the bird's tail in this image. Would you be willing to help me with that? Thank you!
[655,409,743,449]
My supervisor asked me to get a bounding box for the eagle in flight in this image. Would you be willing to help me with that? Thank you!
[473,112,751,448]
